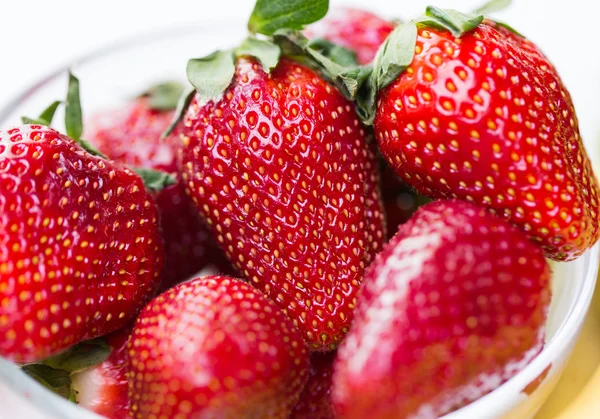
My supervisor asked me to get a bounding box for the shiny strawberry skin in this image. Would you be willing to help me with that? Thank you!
[374,22,600,261]
[305,7,395,64]
[127,276,309,419]
[291,352,335,419]
[178,58,384,350]
[332,200,551,419]
[72,327,130,419]
[0,125,163,363]
[88,98,231,289]
[364,142,387,260]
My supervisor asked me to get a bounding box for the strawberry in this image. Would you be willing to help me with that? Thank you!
[154,183,234,289]
[71,327,130,418]
[331,200,551,419]
[88,89,231,290]
[127,275,309,418]
[87,96,178,173]
[370,12,600,260]
[0,124,163,362]
[177,55,384,350]
[305,7,395,64]
[291,352,335,419]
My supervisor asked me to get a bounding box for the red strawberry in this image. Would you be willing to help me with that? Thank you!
[305,7,395,64]
[88,96,232,289]
[71,328,130,418]
[154,183,234,288]
[0,125,163,362]
[331,200,551,419]
[374,19,600,260]
[178,58,384,350]
[291,352,335,419]
[87,97,178,172]
[127,275,309,418]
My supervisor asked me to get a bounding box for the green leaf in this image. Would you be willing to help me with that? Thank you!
[133,167,177,193]
[21,116,50,126]
[494,21,525,37]
[187,50,236,103]
[248,0,329,35]
[161,87,195,140]
[21,100,62,127]
[77,138,108,159]
[272,30,364,99]
[42,339,111,373]
[236,37,282,72]
[473,0,512,15]
[307,38,358,66]
[39,101,63,125]
[352,21,418,126]
[354,69,378,125]
[373,21,418,91]
[143,81,185,111]
[22,364,76,401]
[65,71,83,141]
[417,6,483,38]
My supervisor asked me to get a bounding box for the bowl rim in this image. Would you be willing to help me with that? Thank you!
[0,22,598,419]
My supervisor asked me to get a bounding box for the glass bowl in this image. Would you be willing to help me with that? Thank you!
[0,21,598,419]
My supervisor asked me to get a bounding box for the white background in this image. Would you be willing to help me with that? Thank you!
[2,0,600,148]
[0,0,599,417]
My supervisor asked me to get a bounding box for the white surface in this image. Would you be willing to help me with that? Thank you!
[1,1,600,418]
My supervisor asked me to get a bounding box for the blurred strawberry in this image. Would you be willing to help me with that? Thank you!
[332,200,551,418]
[291,352,335,419]
[305,7,395,64]
[72,328,130,418]
[87,83,232,289]
[378,163,430,238]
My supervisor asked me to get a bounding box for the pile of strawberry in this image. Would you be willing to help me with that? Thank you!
[1,0,598,418]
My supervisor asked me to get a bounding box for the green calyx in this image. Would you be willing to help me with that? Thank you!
[415,6,483,38]
[248,0,328,36]
[141,81,185,111]
[20,71,107,159]
[474,0,512,15]
[178,0,521,130]
[133,167,177,193]
[21,101,62,126]
[21,339,112,403]
[182,0,333,106]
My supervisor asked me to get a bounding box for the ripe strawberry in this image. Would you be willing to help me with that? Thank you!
[0,125,163,363]
[71,327,130,418]
[178,57,384,350]
[291,352,335,419]
[332,200,551,419]
[87,97,178,172]
[127,275,309,418]
[374,20,600,260]
[305,7,395,64]
[88,96,231,289]
[154,183,234,289]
